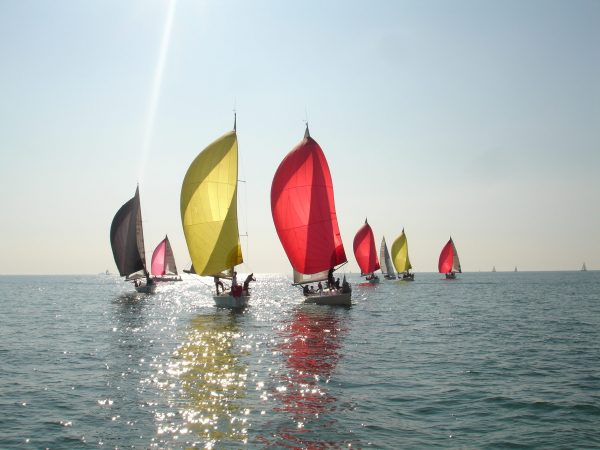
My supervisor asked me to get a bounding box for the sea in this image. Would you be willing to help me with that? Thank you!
[1,271,599,449]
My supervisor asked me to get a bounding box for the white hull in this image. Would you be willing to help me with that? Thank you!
[152,276,182,282]
[304,291,351,306]
[213,293,249,309]
[135,283,157,294]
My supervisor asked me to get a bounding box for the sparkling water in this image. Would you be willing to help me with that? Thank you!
[1,271,599,448]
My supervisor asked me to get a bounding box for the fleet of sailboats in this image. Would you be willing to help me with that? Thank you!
[271,125,352,306]
[438,237,461,279]
[353,219,380,284]
[113,117,595,303]
[391,229,414,281]
[110,186,156,293]
[180,119,248,309]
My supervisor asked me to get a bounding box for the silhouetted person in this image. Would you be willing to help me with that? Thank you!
[243,273,256,294]
[214,276,225,294]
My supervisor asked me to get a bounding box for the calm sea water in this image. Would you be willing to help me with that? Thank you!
[1,271,599,449]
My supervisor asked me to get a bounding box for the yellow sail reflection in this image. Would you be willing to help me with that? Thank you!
[165,313,248,446]
[181,131,243,276]
[391,229,412,273]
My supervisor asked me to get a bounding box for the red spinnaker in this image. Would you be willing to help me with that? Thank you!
[270,131,347,275]
[438,239,454,273]
[151,238,167,276]
[353,221,380,275]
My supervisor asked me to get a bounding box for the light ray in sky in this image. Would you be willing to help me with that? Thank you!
[138,0,177,183]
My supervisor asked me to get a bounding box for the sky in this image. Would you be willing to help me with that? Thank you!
[1,0,599,275]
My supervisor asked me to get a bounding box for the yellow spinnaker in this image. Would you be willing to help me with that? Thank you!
[181,131,242,276]
[391,229,412,273]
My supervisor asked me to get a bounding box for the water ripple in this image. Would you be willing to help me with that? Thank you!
[1,272,600,448]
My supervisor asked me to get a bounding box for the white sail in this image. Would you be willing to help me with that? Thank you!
[379,237,394,276]
[293,269,329,285]
[452,241,462,273]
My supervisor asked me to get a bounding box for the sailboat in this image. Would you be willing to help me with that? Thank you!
[581,262,587,272]
[180,118,248,309]
[353,219,380,284]
[492,266,496,272]
[271,124,351,306]
[514,266,518,272]
[438,236,461,279]
[391,228,414,280]
[110,186,156,293]
[379,237,396,279]
[150,235,181,282]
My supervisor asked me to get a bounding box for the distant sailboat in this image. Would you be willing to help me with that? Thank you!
[181,118,248,309]
[110,186,156,293]
[514,266,518,272]
[353,219,380,284]
[379,237,396,279]
[438,237,461,279]
[150,235,181,282]
[391,228,414,281]
[492,266,496,272]
[271,124,351,306]
[581,262,587,272]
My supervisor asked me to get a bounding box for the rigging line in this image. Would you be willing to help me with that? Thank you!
[238,152,250,265]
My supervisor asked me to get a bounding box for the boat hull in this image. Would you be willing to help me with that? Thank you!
[152,276,182,282]
[304,291,351,306]
[213,293,249,309]
[135,283,157,294]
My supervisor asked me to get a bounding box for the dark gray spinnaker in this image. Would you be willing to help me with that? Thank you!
[110,186,147,279]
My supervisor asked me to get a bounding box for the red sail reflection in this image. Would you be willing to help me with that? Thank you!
[261,307,351,449]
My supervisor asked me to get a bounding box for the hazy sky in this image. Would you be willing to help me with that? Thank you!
[1,0,599,275]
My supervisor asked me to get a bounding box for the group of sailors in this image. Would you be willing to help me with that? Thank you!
[214,271,255,295]
[302,268,351,296]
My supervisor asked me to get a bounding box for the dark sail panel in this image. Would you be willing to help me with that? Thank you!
[163,236,178,275]
[110,187,146,278]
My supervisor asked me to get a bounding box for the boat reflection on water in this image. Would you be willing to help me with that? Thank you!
[158,312,249,447]
[266,305,350,448]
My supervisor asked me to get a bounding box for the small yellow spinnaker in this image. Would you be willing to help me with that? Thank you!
[391,229,412,273]
[180,130,243,276]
